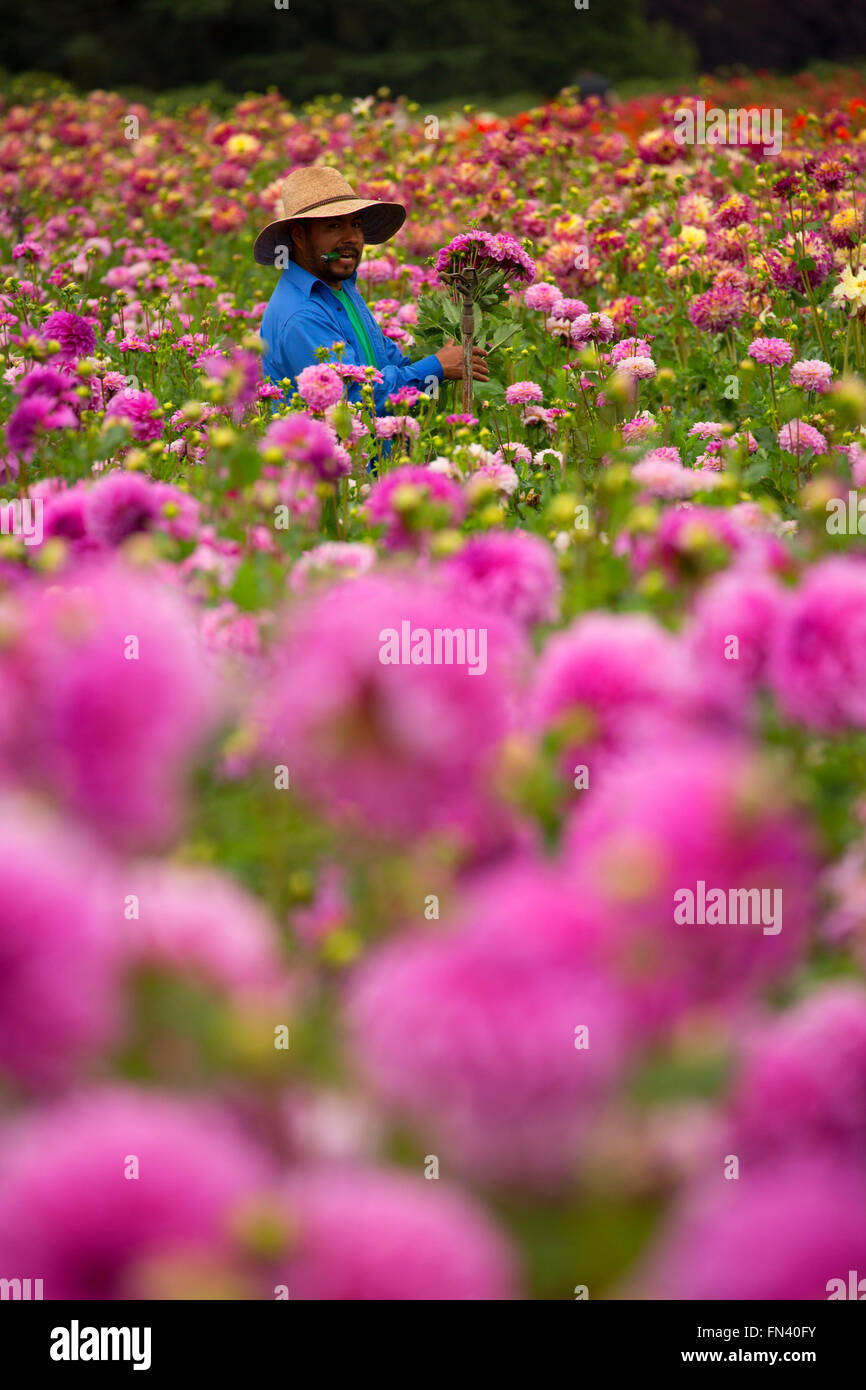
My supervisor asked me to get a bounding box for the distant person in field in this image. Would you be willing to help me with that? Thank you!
[254,166,488,414]
[574,71,616,108]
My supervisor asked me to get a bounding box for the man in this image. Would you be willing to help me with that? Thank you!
[254,166,488,414]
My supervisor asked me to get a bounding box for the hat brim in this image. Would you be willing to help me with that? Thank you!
[253,199,406,266]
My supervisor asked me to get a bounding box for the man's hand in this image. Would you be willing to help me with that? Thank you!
[436,337,490,382]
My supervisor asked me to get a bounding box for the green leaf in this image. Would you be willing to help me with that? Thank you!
[487,320,521,351]
[742,458,771,486]
[229,558,267,612]
[228,444,262,490]
[753,425,777,449]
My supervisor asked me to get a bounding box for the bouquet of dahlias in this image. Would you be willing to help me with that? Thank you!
[415,228,537,402]
[434,229,536,305]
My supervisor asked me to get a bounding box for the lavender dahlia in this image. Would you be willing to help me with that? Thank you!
[687,283,746,333]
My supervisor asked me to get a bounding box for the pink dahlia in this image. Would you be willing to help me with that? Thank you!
[686,568,787,717]
[289,541,376,593]
[0,561,221,847]
[258,572,525,842]
[41,309,97,362]
[531,611,694,775]
[628,1156,866,1300]
[439,530,560,627]
[505,380,544,405]
[767,232,834,291]
[748,336,793,367]
[626,504,790,582]
[621,410,658,443]
[768,556,866,731]
[564,736,817,1028]
[523,282,563,312]
[83,470,160,545]
[0,1087,272,1299]
[571,311,616,344]
[262,412,347,481]
[556,297,590,321]
[123,862,291,998]
[6,366,80,461]
[295,363,344,412]
[201,348,262,418]
[435,228,535,290]
[777,418,827,454]
[468,459,519,497]
[278,1166,518,1299]
[614,355,656,381]
[363,465,465,550]
[791,358,833,393]
[728,984,866,1165]
[39,480,98,551]
[713,193,755,228]
[611,337,652,364]
[687,420,727,440]
[374,414,420,439]
[104,387,163,443]
[631,455,704,499]
[346,862,628,1187]
[0,797,120,1088]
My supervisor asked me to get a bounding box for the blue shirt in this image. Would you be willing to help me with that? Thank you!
[260,259,444,415]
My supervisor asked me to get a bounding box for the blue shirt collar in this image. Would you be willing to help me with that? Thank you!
[285,259,359,298]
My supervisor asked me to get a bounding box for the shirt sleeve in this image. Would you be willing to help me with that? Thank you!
[267,305,445,415]
[353,325,444,413]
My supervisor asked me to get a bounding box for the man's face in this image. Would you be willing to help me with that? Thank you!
[292,212,365,282]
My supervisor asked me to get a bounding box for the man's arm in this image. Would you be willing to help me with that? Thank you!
[265,307,443,413]
[266,307,486,414]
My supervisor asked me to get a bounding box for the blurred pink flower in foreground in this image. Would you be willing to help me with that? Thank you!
[727,984,866,1165]
[564,736,818,1028]
[531,611,695,774]
[628,1157,866,1299]
[123,862,292,998]
[0,797,120,1088]
[768,556,866,732]
[685,567,787,718]
[278,1166,519,1299]
[347,861,629,1188]
[0,561,221,847]
[439,530,561,628]
[0,1087,273,1299]
[258,572,526,843]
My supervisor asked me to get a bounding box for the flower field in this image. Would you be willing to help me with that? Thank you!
[3,68,866,1301]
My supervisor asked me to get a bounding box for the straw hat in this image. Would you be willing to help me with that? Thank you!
[253,166,406,266]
